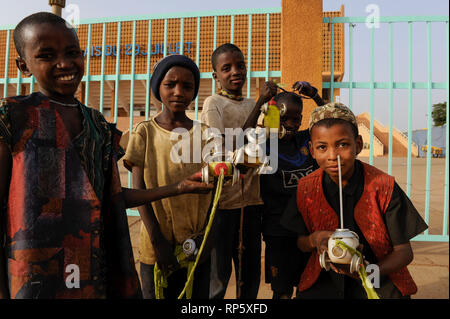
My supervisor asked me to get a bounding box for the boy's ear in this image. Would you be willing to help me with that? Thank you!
[308,141,315,159]
[212,71,222,90]
[355,135,363,155]
[16,57,32,77]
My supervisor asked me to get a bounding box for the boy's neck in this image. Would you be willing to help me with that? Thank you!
[156,109,193,130]
[40,90,78,105]
[219,89,244,101]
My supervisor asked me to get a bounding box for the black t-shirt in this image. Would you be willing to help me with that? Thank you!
[280,160,428,298]
[261,130,318,237]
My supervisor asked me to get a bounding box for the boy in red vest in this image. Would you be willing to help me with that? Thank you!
[282,102,427,299]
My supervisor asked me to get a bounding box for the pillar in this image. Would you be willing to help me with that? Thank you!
[111,87,116,120]
[281,0,323,130]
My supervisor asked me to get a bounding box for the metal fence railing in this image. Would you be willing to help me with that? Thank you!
[0,8,282,217]
[323,15,449,242]
[0,11,448,242]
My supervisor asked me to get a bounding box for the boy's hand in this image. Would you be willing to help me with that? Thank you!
[153,236,179,273]
[310,230,333,254]
[292,81,318,98]
[330,243,365,278]
[259,81,278,104]
[330,263,360,279]
[176,173,214,195]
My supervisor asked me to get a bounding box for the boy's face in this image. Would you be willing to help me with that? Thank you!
[212,50,247,96]
[159,66,195,113]
[309,122,363,186]
[16,23,84,100]
[280,101,302,139]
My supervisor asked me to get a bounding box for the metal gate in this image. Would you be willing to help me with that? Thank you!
[323,15,449,242]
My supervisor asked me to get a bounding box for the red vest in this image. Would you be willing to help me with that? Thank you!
[296,161,417,296]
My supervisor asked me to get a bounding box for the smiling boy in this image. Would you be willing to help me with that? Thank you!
[288,102,427,299]
[0,12,211,299]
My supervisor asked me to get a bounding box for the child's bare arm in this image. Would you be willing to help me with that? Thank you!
[0,141,11,298]
[130,166,178,272]
[292,81,326,106]
[121,173,213,208]
[376,242,414,276]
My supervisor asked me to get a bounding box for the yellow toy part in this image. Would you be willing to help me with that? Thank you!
[261,99,286,139]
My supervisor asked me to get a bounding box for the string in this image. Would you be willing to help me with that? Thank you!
[337,155,344,229]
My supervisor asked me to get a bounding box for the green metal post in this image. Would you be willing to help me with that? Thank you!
[145,20,152,121]
[16,69,21,95]
[407,22,413,196]
[247,15,252,98]
[128,20,137,188]
[330,20,335,103]
[30,76,35,94]
[348,23,354,109]
[163,19,168,57]
[194,16,200,120]
[444,21,449,236]
[114,21,122,124]
[180,18,184,55]
[265,14,270,81]
[388,22,394,175]
[84,24,92,106]
[424,21,433,233]
[99,23,106,114]
[230,15,235,43]
[212,16,217,94]
[369,23,375,165]
[3,30,10,98]
[162,19,168,111]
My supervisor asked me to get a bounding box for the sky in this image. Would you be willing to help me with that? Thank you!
[0,0,448,131]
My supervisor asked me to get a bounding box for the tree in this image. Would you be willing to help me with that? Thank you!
[432,102,446,126]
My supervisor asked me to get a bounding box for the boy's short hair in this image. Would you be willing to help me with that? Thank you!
[14,12,73,58]
[274,92,303,112]
[211,43,243,71]
[309,102,359,137]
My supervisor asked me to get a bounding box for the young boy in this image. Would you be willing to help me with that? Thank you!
[123,54,213,299]
[283,102,427,299]
[258,82,324,299]
[201,43,277,299]
[0,12,211,299]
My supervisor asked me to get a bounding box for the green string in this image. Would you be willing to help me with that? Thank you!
[177,169,225,299]
[154,170,225,299]
[154,245,195,299]
[335,240,380,299]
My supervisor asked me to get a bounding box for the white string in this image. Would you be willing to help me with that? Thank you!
[337,154,344,229]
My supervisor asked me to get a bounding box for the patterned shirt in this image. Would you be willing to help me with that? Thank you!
[0,92,140,299]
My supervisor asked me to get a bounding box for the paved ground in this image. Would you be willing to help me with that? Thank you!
[120,157,449,299]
